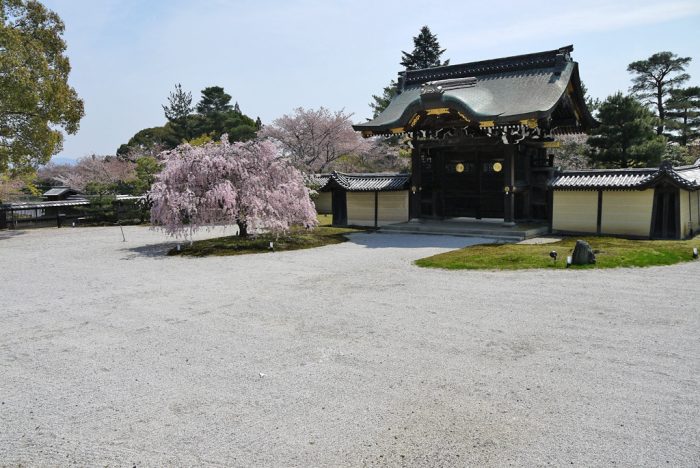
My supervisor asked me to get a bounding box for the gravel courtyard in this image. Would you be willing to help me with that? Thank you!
[1,226,698,467]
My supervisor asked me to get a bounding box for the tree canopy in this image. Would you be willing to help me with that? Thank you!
[149,138,317,239]
[370,26,449,119]
[587,92,666,168]
[196,86,232,114]
[118,85,258,155]
[0,0,84,176]
[665,86,700,146]
[370,80,398,119]
[628,51,692,135]
[259,107,370,173]
[400,25,449,71]
[162,83,193,140]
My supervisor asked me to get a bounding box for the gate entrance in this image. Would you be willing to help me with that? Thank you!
[420,148,504,219]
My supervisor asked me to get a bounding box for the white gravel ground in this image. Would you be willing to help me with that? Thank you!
[1,226,699,467]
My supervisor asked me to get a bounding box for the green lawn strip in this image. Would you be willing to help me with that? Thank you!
[415,236,700,270]
[169,215,365,257]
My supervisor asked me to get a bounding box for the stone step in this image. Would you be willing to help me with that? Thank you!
[379,221,549,241]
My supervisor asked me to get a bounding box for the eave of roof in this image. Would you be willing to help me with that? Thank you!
[43,187,75,197]
[551,161,700,191]
[354,45,597,136]
[1,198,91,210]
[316,172,410,192]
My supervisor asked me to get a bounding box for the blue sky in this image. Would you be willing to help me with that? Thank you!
[43,0,700,161]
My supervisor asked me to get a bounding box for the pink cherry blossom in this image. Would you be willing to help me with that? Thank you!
[149,137,318,239]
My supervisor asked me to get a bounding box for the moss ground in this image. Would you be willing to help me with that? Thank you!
[415,236,700,270]
[168,214,365,257]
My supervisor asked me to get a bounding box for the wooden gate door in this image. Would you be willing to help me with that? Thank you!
[651,185,679,239]
[332,190,347,226]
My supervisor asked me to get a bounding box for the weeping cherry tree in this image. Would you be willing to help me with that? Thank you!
[149,137,317,241]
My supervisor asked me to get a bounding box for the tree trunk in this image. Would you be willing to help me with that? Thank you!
[238,219,248,237]
[657,82,665,135]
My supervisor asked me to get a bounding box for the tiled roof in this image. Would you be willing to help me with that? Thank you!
[1,198,90,210]
[401,45,574,86]
[43,187,74,197]
[353,45,596,135]
[316,172,410,192]
[551,161,700,190]
[551,169,656,189]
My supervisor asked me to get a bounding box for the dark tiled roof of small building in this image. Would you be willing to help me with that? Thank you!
[316,172,410,192]
[1,198,90,210]
[551,160,700,190]
[43,187,74,197]
[353,45,596,136]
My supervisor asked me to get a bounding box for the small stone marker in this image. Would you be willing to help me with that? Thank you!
[571,240,596,265]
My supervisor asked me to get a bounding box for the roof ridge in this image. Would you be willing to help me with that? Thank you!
[559,167,657,174]
[401,45,573,86]
[333,172,409,177]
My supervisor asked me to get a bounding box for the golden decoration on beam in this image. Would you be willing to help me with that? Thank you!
[425,108,451,116]
[479,120,495,128]
[457,112,470,123]
[492,162,503,172]
[519,119,538,129]
[361,130,374,138]
[408,114,421,127]
[389,127,405,134]
[542,141,560,148]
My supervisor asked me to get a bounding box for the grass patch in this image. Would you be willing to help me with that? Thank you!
[168,214,365,257]
[415,236,700,270]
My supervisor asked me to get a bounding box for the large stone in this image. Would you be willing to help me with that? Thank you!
[571,239,596,265]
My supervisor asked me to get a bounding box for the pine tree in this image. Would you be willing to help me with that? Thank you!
[369,26,449,120]
[162,83,193,140]
[196,86,232,114]
[234,101,241,114]
[255,116,262,130]
[370,80,398,118]
[627,52,692,135]
[587,93,666,168]
[665,86,700,146]
[400,26,449,71]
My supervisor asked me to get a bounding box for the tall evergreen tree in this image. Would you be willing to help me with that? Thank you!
[119,85,258,153]
[369,26,449,119]
[665,86,700,147]
[370,80,398,118]
[162,83,193,140]
[627,52,692,135]
[196,86,232,114]
[400,25,449,70]
[587,92,666,168]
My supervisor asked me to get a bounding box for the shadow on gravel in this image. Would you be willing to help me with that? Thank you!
[121,242,179,259]
[0,230,27,240]
[346,232,494,249]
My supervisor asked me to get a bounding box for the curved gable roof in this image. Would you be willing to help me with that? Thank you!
[354,45,596,136]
